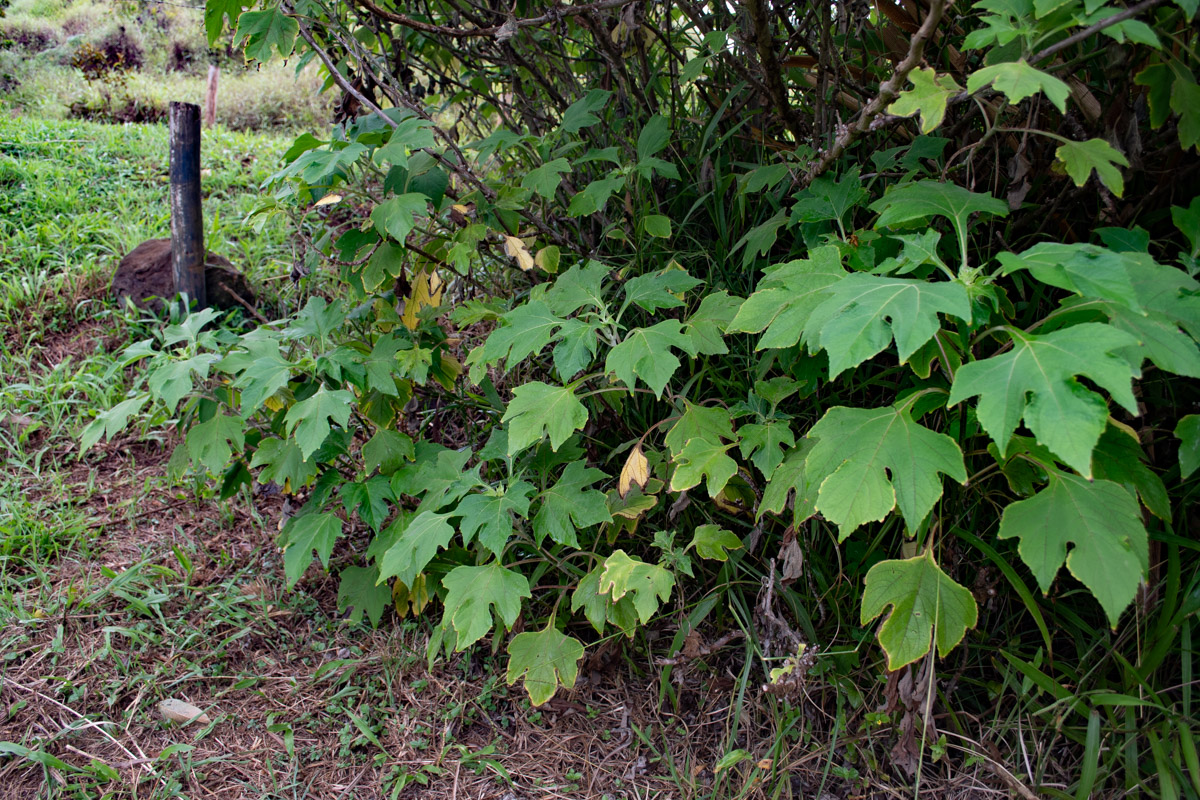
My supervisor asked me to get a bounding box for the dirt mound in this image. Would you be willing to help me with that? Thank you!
[111,238,256,313]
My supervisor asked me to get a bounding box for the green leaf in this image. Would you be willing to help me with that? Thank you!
[371,193,429,243]
[891,67,963,133]
[1092,424,1171,521]
[948,324,1140,476]
[559,89,610,133]
[359,334,411,395]
[870,181,1008,265]
[998,243,1141,310]
[598,549,676,624]
[636,115,671,161]
[186,413,245,474]
[233,8,299,62]
[251,438,318,492]
[689,524,743,561]
[337,565,391,627]
[284,297,346,341]
[363,429,415,476]
[1050,253,1200,375]
[621,268,702,313]
[532,461,611,547]
[966,59,1071,112]
[1172,76,1200,152]
[456,481,534,558]
[861,550,979,670]
[544,260,609,315]
[285,387,355,461]
[805,274,971,377]
[738,420,796,478]
[684,290,741,356]
[390,443,475,509]
[506,626,585,706]
[281,512,342,586]
[1135,63,1174,129]
[669,437,738,496]
[521,158,572,199]
[879,230,949,276]
[571,565,639,636]
[502,382,589,456]
[441,564,531,650]
[758,439,819,525]
[1171,196,1200,257]
[340,476,395,532]
[605,319,698,398]
[149,354,215,412]
[373,117,436,169]
[469,300,566,378]
[805,403,966,538]
[791,168,867,226]
[80,394,149,453]
[643,214,672,238]
[552,318,601,379]
[732,211,788,268]
[1177,415,1200,478]
[205,0,246,44]
[998,469,1148,627]
[230,344,292,414]
[568,175,625,217]
[743,163,791,193]
[1055,139,1129,197]
[377,510,456,589]
[664,400,736,456]
[727,246,848,350]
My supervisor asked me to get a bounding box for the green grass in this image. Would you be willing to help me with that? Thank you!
[0,115,297,567]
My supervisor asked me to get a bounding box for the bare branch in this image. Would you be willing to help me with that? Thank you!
[345,0,629,38]
[1029,0,1168,65]
[795,0,951,191]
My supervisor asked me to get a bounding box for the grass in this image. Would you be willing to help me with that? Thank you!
[0,0,334,131]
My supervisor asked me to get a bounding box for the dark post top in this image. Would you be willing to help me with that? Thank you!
[169,101,206,310]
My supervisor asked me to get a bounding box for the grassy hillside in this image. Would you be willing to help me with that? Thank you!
[0,0,332,130]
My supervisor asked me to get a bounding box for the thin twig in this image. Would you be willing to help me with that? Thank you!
[794,0,951,190]
[1029,0,1169,65]
[345,0,629,38]
[218,281,269,324]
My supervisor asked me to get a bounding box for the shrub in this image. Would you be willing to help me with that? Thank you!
[0,17,56,51]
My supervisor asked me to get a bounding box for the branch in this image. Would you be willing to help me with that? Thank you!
[746,0,805,141]
[346,0,629,39]
[795,0,951,191]
[1029,0,1168,65]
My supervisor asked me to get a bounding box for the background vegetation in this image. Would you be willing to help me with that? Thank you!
[0,0,332,130]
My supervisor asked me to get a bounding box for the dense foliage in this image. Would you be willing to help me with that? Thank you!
[91,0,1199,792]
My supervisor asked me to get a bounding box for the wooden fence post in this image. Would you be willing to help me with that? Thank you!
[169,101,206,310]
[204,65,219,128]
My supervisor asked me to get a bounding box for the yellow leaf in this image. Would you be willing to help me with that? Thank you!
[434,352,463,391]
[503,235,535,271]
[314,193,343,207]
[535,245,560,273]
[619,444,649,498]
[393,573,431,618]
[451,204,471,214]
[401,269,443,330]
